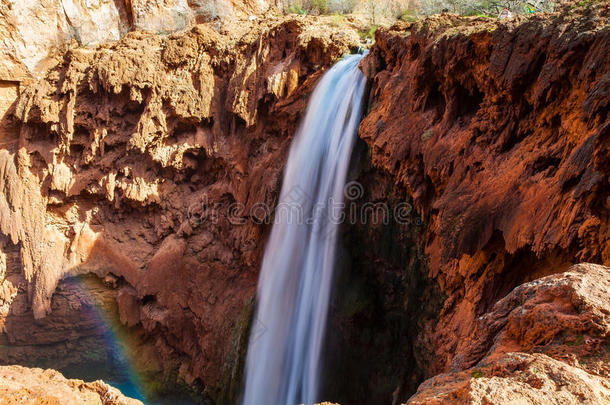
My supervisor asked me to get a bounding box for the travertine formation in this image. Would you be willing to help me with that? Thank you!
[359,4,609,400]
[0,0,272,80]
[0,365,142,405]
[408,263,610,404]
[409,352,610,405]
[0,13,359,401]
[0,0,274,154]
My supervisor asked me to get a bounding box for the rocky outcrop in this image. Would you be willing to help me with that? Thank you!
[128,0,272,32]
[409,352,610,405]
[357,3,609,400]
[0,14,359,401]
[0,0,273,82]
[0,0,279,217]
[456,263,610,374]
[0,0,129,81]
[0,365,142,404]
[408,263,610,404]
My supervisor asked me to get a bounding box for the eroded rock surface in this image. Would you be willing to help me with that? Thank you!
[0,15,359,400]
[0,365,142,405]
[0,2,608,405]
[458,263,610,375]
[408,263,610,404]
[0,0,130,80]
[0,0,273,83]
[409,352,610,405]
[128,0,271,32]
[359,3,610,395]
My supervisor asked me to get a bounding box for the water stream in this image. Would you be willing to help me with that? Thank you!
[241,53,367,405]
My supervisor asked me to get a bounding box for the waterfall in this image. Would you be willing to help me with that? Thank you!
[241,53,366,405]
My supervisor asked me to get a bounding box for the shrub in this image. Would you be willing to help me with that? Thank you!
[329,0,360,13]
[312,0,330,13]
[284,0,360,16]
[330,13,347,26]
[360,24,377,40]
[287,1,307,14]
[417,0,558,16]
[400,9,419,21]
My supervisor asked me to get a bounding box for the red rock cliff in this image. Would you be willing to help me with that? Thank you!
[0,15,359,401]
[355,2,609,402]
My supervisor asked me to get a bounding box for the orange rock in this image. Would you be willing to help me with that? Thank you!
[409,352,610,405]
[455,263,610,376]
[0,365,143,404]
[360,3,610,380]
[407,263,610,404]
[0,15,359,395]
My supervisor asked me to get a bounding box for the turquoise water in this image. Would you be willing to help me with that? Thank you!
[107,379,147,402]
[106,379,196,405]
[59,276,198,405]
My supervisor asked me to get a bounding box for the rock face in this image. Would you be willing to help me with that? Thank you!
[355,3,609,401]
[408,263,610,404]
[0,365,143,405]
[0,0,130,81]
[458,263,610,374]
[128,0,271,32]
[409,352,610,405]
[0,0,272,83]
[0,14,359,401]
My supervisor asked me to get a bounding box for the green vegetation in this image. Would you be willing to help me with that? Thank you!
[421,129,434,141]
[287,1,307,14]
[360,24,377,40]
[419,0,559,16]
[468,11,495,17]
[573,0,604,8]
[312,0,330,14]
[400,9,419,22]
[281,0,562,21]
[471,369,485,378]
[285,0,359,15]
[330,13,347,26]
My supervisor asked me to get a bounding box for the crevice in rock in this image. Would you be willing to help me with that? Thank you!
[423,81,445,121]
[321,140,444,404]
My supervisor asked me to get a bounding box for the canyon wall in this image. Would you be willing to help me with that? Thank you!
[0,13,360,402]
[0,0,276,158]
[350,2,609,402]
[0,1,608,404]
[0,0,273,79]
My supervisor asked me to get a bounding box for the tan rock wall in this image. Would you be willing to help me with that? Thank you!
[0,81,19,148]
[0,15,359,398]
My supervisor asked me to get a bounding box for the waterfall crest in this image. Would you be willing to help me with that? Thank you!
[241,53,366,405]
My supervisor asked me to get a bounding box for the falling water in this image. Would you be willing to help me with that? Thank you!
[241,54,366,405]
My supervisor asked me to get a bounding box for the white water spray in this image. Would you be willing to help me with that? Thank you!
[241,54,366,405]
